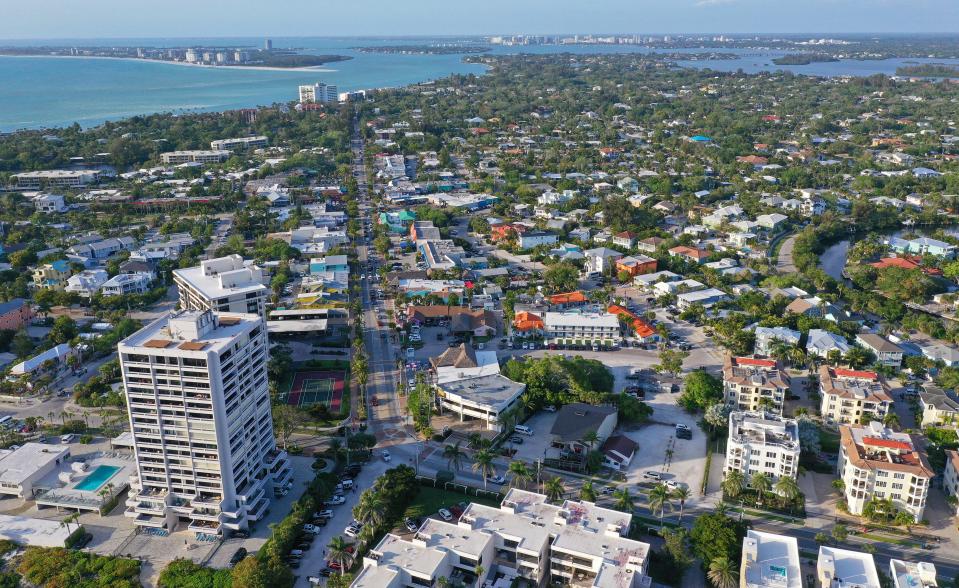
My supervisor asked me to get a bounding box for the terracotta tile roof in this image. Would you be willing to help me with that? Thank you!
[513,311,544,331]
[549,291,587,305]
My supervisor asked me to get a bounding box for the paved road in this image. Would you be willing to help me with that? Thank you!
[775,233,798,274]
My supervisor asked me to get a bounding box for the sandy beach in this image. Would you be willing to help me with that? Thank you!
[0,53,338,73]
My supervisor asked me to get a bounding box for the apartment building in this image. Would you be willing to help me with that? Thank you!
[13,170,100,189]
[210,136,268,151]
[889,559,938,588]
[740,530,802,588]
[160,150,231,165]
[838,422,933,521]
[173,255,270,320]
[120,310,291,536]
[817,546,880,588]
[298,82,338,103]
[818,366,893,425]
[352,489,651,588]
[725,411,800,484]
[855,333,904,368]
[944,450,959,515]
[542,312,621,347]
[722,356,790,414]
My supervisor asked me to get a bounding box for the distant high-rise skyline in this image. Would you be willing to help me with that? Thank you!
[1,0,956,40]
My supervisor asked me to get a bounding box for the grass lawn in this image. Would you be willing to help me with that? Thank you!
[819,428,840,454]
[744,509,805,526]
[859,532,919,547]
[404,487,502,521]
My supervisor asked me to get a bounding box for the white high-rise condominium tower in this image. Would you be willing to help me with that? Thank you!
[298,82,339,104]
[173,255,270,321]
[121,310,291,536]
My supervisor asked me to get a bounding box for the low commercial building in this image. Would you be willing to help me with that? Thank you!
[918,384,959,428]
[818,546,880,588]
[173,255,270,320]
[210,136,268,151]
[435,374,525,432]
[818,366,893,425]
[838,422,933,521]
[13,170,100,189]
[740,530,802,588]
[0,443,71,498]
[10,343,73,376]
[677,287,728,310]
[550,403,618,452]
[725,411,800,484]
[352,489,651,588]
[542,312,620,347]
[889,559,938,588]
[722,356,790,414]
[160,150,231,165]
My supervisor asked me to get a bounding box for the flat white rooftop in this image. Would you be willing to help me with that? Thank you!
[742,530,802,588]
[120,310,260,355]
[819,546,880,588]
[0,443,69,486]
[0,513,70,547]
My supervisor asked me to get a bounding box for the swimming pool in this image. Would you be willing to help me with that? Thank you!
[73,465,121,492]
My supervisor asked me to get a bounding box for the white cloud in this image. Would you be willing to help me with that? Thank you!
[694,0,738,6]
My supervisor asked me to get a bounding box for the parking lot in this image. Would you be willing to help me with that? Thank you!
[510,411,559,463]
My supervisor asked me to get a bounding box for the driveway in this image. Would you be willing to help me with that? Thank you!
[510,412,559,464]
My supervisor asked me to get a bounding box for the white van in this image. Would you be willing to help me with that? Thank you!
[60,434,76,444]
[514,425,533,436]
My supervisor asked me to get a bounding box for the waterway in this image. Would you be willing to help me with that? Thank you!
[2,37,959,131]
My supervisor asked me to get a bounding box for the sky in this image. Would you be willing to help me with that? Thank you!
[2,0,957,40]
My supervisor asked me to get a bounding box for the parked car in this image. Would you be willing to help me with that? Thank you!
[509,436,524,445]
[314,509,334,519]
[404,517,419,532]
[643,471,662,481]
[329,494,346,505]
[303,524,323,535]
[438,508,453,521]
[489,475,506,485]
[229,548,248,566]
[382,450,392,463]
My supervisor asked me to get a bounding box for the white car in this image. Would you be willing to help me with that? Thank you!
[382,450,392,463]
[344,524,361,538]
[665,480,681,490]
[489,475,506,485]
[438,508,453,521]
[675,423,690,431]
[303,524,322,535]
[329,494,346,505]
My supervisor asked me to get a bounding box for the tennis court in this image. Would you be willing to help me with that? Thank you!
[285,370,346,411]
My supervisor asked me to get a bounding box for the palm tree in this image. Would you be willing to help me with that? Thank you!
[471,449,496,490]
[774,476,801,506]
[648,484,673,527]
[751,472,772,505]
[544,476,565,503]
[580,480,597,502]
[707,556,738,588]
[581,430,600,451]
[721,470,745,498]
[353,490,385,529]
[613,488,634,513]
[672,486,692,522]
[508,461,532,489]
[328,536,353,576]
[443,442,466,473]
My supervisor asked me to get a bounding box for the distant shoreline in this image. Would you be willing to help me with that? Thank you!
[0,53,339,73]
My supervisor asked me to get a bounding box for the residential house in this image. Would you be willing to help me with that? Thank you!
[65,269,109,298]
[668,245,710,264]
[100,273,152,296]
[611,231,638,249]
[601,435,638,471]
[806,329,851,358]
[856,333,904,368]
[615,255,657,278]
[32,260,72,290]
[0,299,33,331]
[518,231,558,250]
[753,326,801,356]
[918,384,959,428]
[583,247,624,275]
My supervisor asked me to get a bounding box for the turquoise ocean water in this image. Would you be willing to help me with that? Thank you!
[1,37,958,131]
